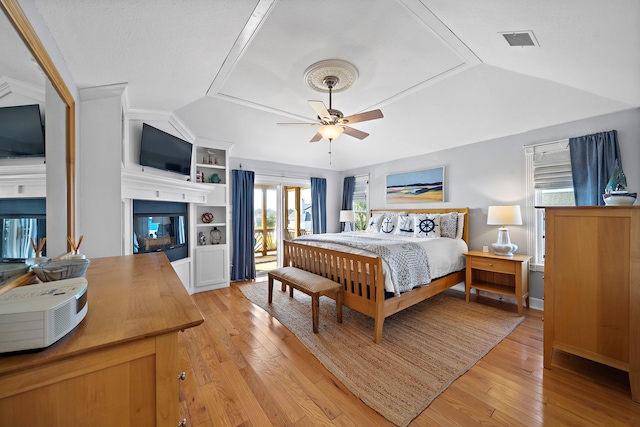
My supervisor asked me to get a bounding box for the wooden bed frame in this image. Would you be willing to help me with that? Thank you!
[282,208,470,343]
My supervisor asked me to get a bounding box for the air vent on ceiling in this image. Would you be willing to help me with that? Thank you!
[500,31,539,47]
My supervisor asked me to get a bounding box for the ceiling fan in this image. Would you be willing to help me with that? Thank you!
[278,75,383,143]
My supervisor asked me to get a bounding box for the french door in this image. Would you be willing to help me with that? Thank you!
[253,178,310,273]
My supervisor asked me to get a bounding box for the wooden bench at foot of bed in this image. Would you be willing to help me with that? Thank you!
[268,266,343,333]
[282,240,466,343]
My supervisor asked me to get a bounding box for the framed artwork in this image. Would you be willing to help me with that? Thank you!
[386,167,444,203]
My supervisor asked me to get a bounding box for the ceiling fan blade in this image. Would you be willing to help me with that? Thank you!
[310,132,323,142]
[340,109,383,125]
[343,126,369,140]
[309,100,331,121]
[277,122,320,126]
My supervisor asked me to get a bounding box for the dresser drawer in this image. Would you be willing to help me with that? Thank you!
[469,257,516,274]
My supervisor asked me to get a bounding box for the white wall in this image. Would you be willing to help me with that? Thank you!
[342,107,640,301]
[78,86,125,258]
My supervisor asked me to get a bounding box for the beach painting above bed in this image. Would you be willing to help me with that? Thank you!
[386,167,444,203]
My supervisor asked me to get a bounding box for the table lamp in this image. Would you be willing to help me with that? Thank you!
[339,210,355,232]
[487,205,522,257]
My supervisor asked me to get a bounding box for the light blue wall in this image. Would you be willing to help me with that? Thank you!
[342,108,640,301]
[228,108,640,303]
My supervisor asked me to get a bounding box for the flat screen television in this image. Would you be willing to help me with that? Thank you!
[139,123,192,176]
[0,104,45,158]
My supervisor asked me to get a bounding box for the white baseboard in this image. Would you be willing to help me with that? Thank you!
[452,283,544,312]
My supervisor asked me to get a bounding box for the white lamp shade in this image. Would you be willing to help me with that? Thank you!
[339,210,355,222]
[318,124,344,140]
[487,205,522,226]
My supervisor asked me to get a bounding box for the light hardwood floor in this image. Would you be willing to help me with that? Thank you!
[178,277,640,426]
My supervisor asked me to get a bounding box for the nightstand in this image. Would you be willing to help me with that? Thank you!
[463,251,531,316]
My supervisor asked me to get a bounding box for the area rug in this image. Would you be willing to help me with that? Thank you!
[238,282,524,426]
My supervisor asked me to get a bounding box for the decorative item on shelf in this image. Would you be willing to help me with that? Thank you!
[201,212,214,223]
[603,159,636,205]
[339,210,355,232]
[210,227,221,244]
[198,231,207,245]
[67,235,85,259]
[487,205,522,257]
[208,149,219,165]
[196,170,204,183]
[209,173,221,184]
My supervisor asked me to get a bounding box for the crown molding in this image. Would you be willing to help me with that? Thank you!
[79,82,128,102]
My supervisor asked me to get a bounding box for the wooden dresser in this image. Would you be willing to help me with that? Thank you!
[0,253,204,426]
[544,206,639,403]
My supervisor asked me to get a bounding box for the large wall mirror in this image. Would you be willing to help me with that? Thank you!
[1,0,76,258]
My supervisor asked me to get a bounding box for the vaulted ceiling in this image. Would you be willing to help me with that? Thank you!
[16,0,640,170]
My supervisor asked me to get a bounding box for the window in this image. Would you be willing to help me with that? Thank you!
[352,175,369,230]
[525,140,575,268]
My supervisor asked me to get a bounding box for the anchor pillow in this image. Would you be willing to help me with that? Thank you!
[380,212,405,234]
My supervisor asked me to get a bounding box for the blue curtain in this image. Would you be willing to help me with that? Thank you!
[569,130,621,206]
[311,177,327,234]
[231,169,256,281]
[341,176,355,231]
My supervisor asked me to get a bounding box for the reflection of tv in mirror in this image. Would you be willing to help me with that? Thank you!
[0,198,46,261]
[139,123,192,176]
[0,104,45,158]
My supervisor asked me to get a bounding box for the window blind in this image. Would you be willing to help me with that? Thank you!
[353,176,367,202]
[528,140,573,190]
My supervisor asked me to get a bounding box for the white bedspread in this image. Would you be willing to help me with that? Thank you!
[292,232,468,294]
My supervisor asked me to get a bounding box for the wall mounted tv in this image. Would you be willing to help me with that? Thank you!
[0,104,45,158]
[140,123,192,176]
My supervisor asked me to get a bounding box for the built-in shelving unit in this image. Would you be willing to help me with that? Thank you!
[192,142,232,292]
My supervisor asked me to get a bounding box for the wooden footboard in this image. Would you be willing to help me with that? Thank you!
[282,208,469,343]
[283,240,465,343]
[283,240,386,340]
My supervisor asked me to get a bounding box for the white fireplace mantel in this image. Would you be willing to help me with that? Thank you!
[0,163,46,198]
[122,168,211,203]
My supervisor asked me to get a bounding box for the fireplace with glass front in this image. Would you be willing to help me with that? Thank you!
[132,200,188,262]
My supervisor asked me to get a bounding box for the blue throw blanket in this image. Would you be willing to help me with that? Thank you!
[294,234,431,296]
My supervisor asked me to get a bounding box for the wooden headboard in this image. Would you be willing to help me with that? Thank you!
[369,208,470,244]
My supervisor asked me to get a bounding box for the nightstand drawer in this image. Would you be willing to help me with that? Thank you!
[469,257,515,274]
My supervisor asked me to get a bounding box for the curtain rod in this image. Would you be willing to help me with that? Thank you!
[255,171,310,180]
[235,163,310,180]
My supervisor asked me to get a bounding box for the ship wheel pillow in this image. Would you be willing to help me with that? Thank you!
[412,213,441,238]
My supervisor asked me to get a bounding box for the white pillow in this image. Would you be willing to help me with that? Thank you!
[412,213,440,238]
[366,213,385,233]
[394,215,415,236]
[456,213,465,239]
[440,212,459,239]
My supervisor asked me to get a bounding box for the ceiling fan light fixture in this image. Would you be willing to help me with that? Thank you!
[318,124,344,141]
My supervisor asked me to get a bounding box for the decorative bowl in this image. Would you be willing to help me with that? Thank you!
[0,263,30,285]
[603,192,637,206]
[201,212,214,223]
[32,258,91,282]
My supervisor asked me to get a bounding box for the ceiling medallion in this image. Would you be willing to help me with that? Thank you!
[304,60,358,93]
